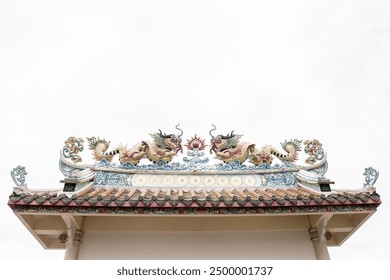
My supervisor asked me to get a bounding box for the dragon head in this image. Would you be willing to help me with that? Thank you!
[150,123,183,153]
[209,124,242,154]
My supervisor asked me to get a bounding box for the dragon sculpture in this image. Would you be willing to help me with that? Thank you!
[209,124,303,165]
[209,124,255,164]
[250,139,302,165]
[86,124,183,165]
[86,137,119,163]
[144,125,183,163]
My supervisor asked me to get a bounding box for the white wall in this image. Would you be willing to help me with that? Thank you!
[78,230,316,260]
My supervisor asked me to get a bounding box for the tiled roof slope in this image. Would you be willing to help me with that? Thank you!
[8,186,381,213]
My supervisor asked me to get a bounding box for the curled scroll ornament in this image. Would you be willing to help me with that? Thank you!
[11,165,27,187]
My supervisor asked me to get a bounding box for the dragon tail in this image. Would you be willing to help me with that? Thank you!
[270,139,302,162]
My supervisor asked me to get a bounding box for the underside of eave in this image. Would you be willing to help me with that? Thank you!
[327,210,378,247]
[13,212,52,249]
[9,201,379,250]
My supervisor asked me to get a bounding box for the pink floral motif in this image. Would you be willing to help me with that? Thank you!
[185,134,207,150]
[63,137,84,163]
[304,139,324,164]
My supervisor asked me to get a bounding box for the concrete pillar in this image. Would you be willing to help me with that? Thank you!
[312,239,330,260]
[63,230,83,260]
[61,214,84,260]
[64,242,80,260]
[308,227,330,260]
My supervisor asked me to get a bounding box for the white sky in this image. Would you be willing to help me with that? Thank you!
[0,0,389,261]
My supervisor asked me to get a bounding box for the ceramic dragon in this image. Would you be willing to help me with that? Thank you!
[209,124,255,164]
[86,136,145,165]
[209,125,303,165]
[143,124,183,163]
[86,124,183,165]
[250,139,302,165]
[86,137,120,163]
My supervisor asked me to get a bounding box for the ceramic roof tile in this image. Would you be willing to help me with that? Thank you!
[127,188,139,200]
[88,187,104,198]
[114,187,126,199]
[234,189,249,201]
[245,189,260,199]
[169,189,179,201]
[8,185,382,212]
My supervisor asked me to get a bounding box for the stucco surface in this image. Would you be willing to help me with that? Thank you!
[78,230,316,260]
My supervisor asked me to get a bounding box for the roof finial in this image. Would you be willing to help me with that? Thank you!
[363,167,379,187]
[11,165,27,187]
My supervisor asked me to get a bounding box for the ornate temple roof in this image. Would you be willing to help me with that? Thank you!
[7,126,381,250]
[8,125,381,214]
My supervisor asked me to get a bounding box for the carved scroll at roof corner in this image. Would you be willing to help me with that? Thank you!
[11,165,27,187]
[363,167,379,190]
[332,166,380,195]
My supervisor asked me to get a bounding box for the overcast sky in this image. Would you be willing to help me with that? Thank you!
[0,0,389,261]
